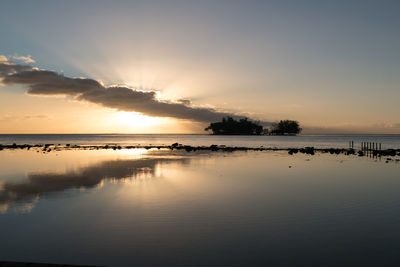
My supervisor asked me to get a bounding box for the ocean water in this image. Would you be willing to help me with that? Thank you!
[0,148,400,266]
[1,134,400,149]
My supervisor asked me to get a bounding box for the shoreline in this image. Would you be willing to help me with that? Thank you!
[1,143,400,158]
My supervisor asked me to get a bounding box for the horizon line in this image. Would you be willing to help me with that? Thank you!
[1,133,400,136]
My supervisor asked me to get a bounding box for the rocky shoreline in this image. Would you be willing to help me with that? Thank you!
[1,142,400,158]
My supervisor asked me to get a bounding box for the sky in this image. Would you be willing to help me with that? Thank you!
[0,0,399,134]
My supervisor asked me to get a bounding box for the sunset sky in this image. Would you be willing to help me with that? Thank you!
[1,0,399,134]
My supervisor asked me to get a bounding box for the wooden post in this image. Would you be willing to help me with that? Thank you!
[372,142,375,158]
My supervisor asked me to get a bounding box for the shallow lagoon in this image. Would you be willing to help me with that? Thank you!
[1,148,400,266]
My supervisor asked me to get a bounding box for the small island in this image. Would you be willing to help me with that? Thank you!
[205,117,302,135]
[270,120,302,135]
[204,117,263,135]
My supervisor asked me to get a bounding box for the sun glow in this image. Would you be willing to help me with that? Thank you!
[112,112,163,128]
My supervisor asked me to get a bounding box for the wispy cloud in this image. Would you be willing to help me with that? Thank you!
[12,55,36,64]
[0,114,50,122]
[0,55,8,63]
[303,122,400,134]
[0,55,269,124]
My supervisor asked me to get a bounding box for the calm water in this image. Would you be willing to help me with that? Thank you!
[1,134,400,149]
[1,148,400,266]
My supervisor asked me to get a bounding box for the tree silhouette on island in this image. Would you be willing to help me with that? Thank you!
[270,120,302,135]
[205,117,302,135]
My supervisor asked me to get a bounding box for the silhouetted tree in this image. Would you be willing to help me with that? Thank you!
[270,120,302,135]
[205,117,264,135]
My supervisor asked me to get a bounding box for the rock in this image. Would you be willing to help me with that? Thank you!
[209,145,219,151]
[300,147,314,155]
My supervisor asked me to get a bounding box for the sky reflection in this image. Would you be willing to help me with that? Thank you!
[0,151,189,213]
[1,149,400,266]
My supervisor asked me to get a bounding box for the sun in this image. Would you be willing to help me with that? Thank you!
[112,112,162,128]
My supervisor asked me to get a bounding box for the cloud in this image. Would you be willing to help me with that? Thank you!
[303,122,400,134]
[23,114,50,120]
[370,122,400,129]
[0,55,270,124]
[177,99,192,105]
[0,114,50,122]
[0,55,8,63]
[4,70,102,95]
[0,56,32,77]
[12,55,36,64]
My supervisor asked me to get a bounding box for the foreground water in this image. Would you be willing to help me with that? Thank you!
[1,134,400,149]
[1,148,400,266]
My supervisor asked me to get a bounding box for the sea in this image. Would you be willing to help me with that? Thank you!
[0,134,400,266]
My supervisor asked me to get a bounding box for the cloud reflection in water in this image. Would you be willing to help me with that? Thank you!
[0,156,189,214]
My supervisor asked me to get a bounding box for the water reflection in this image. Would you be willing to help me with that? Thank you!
[1,149,400,266]
[0,156,188,213]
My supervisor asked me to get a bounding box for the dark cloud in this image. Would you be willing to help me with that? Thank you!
[0,58,32,77]
[4,70,103,95]
[0,55,270,124]
[77,86,241,122]
[177,99,192,105]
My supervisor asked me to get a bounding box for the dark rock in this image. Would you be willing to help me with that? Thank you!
[300,147,314,155]
[184,146,194,152]
[210,145,219,151]
[171,143,180,148]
